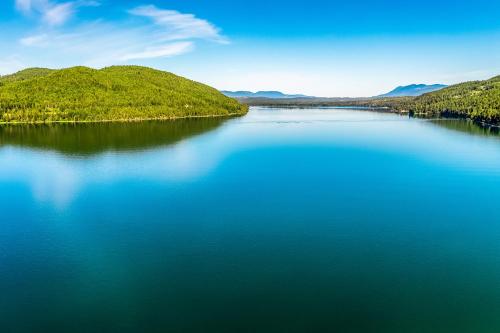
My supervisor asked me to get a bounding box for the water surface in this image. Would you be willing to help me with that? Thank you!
[1,108,499,333]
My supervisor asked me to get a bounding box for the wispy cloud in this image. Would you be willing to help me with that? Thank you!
[15,0,100,26]
[19,33,49,46]
[119,41,194,61]
[43,2,74,26]
[15,0,33,13]
[129,5,228,44]
[14,3,228,67]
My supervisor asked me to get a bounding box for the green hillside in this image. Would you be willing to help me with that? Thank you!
[0,66,248,124]
[0,68,55,85]
[394,75,500,124]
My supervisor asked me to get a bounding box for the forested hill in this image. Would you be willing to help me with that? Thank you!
[393,75,500,124]
[0,68,55,85]
[0,66,248,124]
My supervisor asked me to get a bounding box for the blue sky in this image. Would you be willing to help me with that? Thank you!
[0,0,499,96]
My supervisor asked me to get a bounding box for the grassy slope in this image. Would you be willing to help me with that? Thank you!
[0,66,248,123]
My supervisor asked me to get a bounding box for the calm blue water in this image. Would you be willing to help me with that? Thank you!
[1,108,500,333]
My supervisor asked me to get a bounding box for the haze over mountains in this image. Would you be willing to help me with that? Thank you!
[221,91,310,99]
[222,84,448,99]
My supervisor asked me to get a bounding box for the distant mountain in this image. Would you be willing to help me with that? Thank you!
[222,90,311,99]
[378,84,447,97]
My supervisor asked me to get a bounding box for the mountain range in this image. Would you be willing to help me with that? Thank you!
[221,91,310,99]
[223,84,447,99]
[378,84,447,97]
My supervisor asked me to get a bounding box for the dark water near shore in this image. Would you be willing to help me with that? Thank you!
[1,108,499,333]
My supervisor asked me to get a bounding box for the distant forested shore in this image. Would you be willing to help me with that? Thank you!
[240,75,500,126]
[0,66,248,124]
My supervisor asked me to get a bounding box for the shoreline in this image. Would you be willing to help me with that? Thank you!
[0,111,248,126]
[404,110,500,129]
[249,104,499,128]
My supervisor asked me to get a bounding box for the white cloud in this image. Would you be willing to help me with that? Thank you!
[16,22,198,67]
[15,0,100,26]
[20,33,49,46]
[129,5,228,44]
[119,41,194,61]
[42,2,74,26]
[15,4,228,67]
[15,0,34,13]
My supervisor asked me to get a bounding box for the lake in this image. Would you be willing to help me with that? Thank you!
[1,107,500,333]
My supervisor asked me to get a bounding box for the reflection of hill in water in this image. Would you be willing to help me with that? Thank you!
[429,119,499,138]
[0,118,229,156]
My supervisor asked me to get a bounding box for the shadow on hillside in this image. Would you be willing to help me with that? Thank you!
[0,118,230,156]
